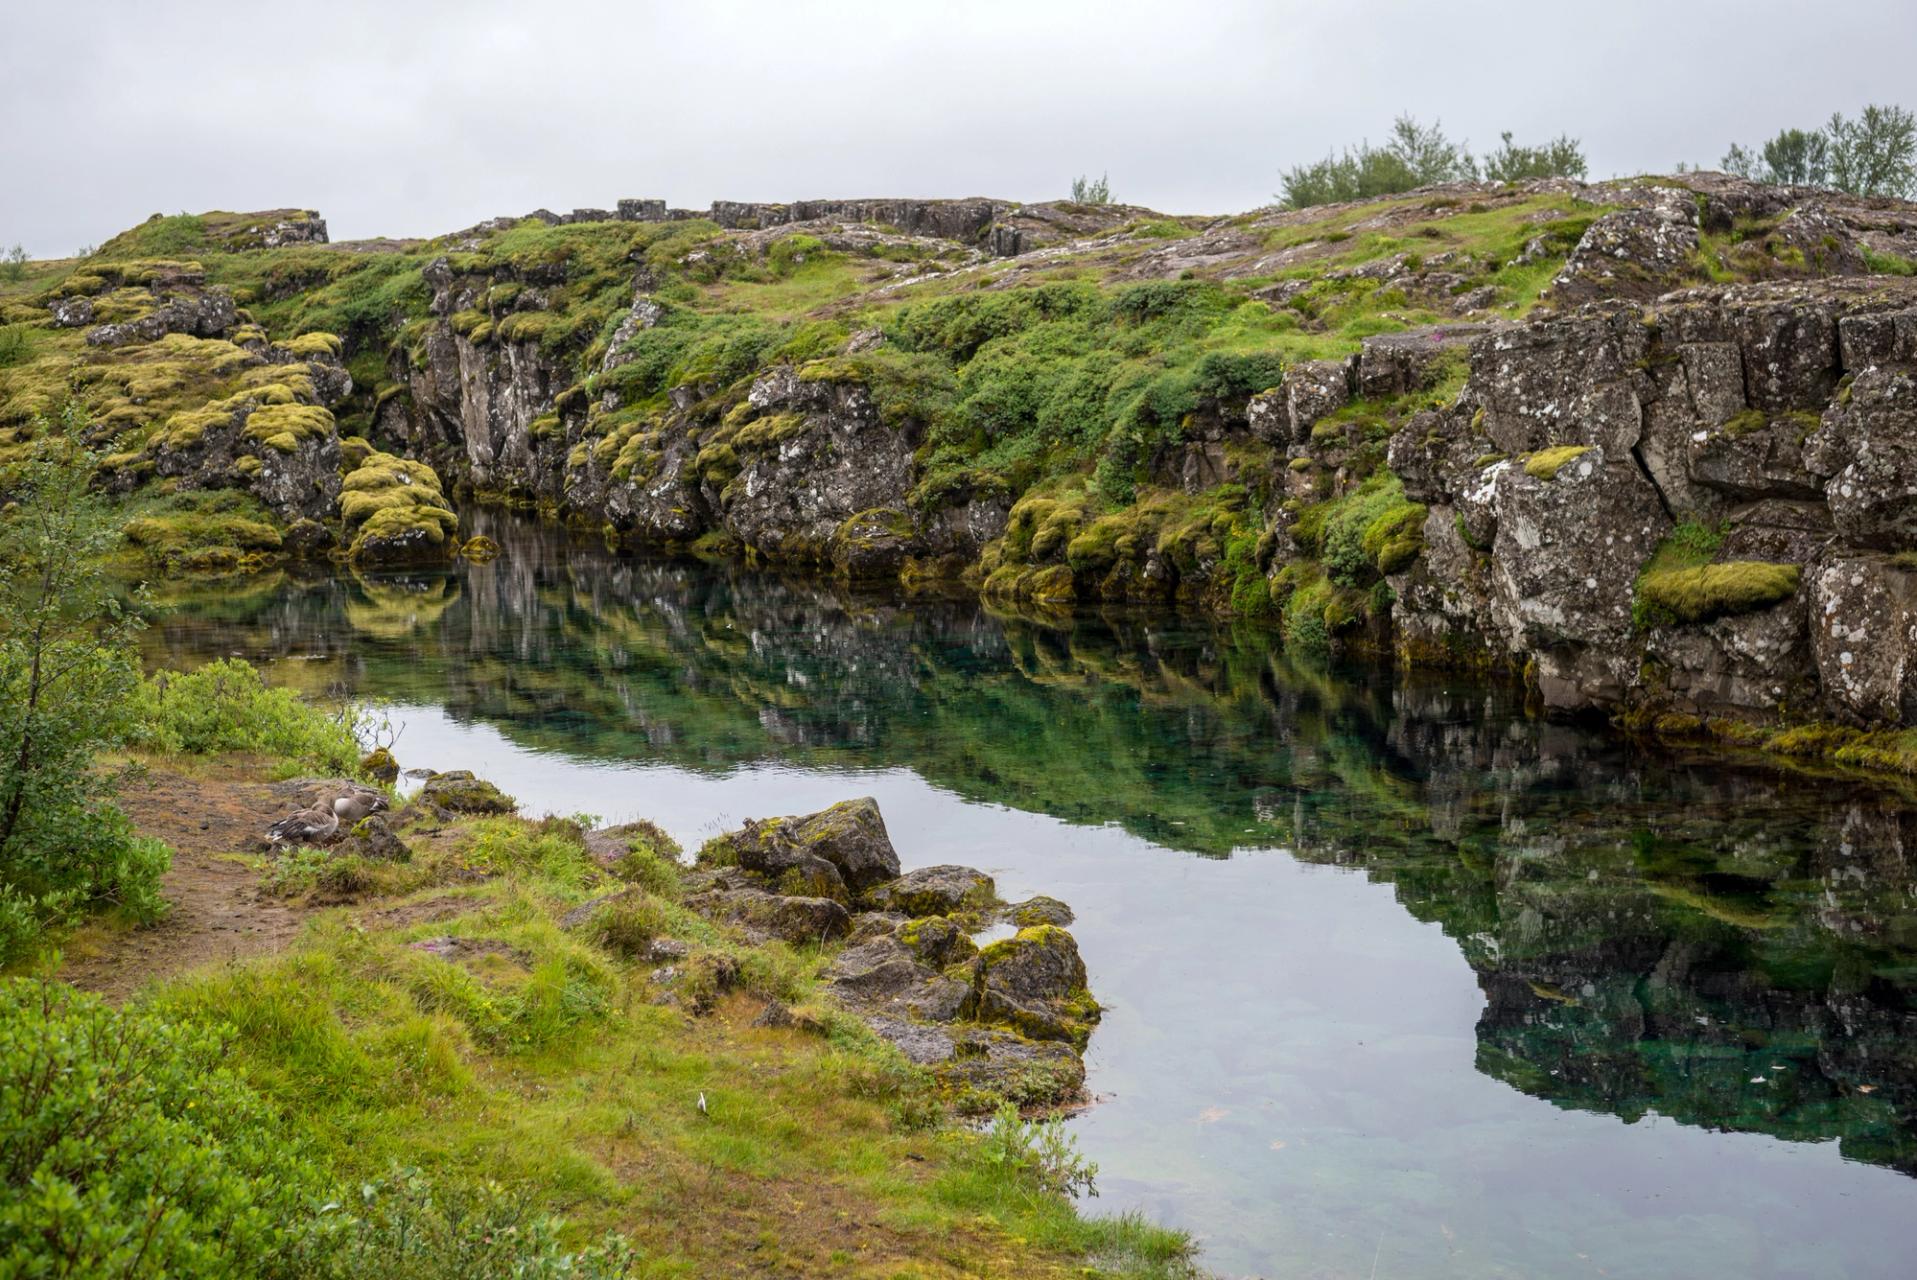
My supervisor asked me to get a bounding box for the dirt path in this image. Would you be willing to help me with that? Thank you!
[60,767,312,1001]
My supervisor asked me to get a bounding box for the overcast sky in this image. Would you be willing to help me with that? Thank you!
[5,0,1913,258]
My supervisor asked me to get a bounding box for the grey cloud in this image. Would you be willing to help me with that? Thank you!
[3,0,1913,257]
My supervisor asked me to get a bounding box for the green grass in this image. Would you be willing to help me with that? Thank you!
[119,788,1196,1278]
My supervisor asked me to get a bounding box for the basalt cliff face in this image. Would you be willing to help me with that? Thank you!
[8,179,1917,753]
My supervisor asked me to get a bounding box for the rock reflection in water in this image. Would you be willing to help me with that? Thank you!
[144,512,1917,1271]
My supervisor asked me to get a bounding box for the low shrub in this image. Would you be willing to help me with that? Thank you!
[130,658,361,773]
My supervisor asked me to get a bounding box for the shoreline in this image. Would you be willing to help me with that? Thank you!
[37,743,1197,1278]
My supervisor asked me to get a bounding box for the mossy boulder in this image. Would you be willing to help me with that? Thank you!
[894,915,977,968]
[693,887,851,946]
[829,507,916,580]
[340,451,460,565]
[974,925,1099,1047]
[338,814,410,862]
[712,797,901,898]
[359,746,399,783]
[415,770,515,815]
[863,864,995,917]
[1007,895,1075,928]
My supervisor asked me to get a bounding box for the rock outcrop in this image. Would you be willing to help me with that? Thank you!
[1394,277,1917,730]
[690,799,1098,1109]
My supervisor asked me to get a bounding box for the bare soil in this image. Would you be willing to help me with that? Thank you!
[60,767,309,1001]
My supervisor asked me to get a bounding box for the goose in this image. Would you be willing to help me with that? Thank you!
[332,788,389,826]
[265,789,387,847]
[266,804,339,848]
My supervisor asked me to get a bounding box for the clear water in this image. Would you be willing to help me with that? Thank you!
[147,513,1917,1280]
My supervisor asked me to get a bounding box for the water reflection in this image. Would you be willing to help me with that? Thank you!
[144,513,1917,1277]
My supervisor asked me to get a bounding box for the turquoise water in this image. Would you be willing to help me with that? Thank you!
[151,514,1917,1279]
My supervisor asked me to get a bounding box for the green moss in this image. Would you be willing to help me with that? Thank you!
[339,450,458,557]
[279,331,343,358]
[1522,444,1592,480]
[242,402,334,453]
[1637,561,1800,626]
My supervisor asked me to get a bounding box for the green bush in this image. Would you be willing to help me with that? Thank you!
[0,412,168,963]
[0,979,639,1278]
[326,1170,637,1280]
[974,1102,1099,1199]
[130,658,361,773]
[0,978,333,1278]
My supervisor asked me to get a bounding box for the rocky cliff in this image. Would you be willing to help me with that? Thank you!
[7,178,1917,762]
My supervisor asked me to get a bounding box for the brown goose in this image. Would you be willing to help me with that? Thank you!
[267,788,390,847]
[266,804,339,847]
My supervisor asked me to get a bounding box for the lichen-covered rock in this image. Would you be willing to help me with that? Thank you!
[824,936,971,1021]
[1809,366,1917,548]
[1808,555,1917,723]
[85,288,238,347]
[829,507,915,579]
[147,389,343,523]
[1645,595,1813,718]
[695,887,851,946]
[892,915,977,968]
[339,814,410,862]
[862,864,995,917]
[1484,447,1670,708]
[1550,187,1699,301]
[712,367,922,567]
[1686,413,1823,501]
[862,1016,1086,1110]
[1283,358,1355,442]
[415,770,515,815]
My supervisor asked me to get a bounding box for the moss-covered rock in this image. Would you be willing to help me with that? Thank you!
[1007,895,1075,928]
[340,450,459,564]
[415,770,515,816]
[710,797,901,898]
[863,864,996,917]
[974,925,1100,1048]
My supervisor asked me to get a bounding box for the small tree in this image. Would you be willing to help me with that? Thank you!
[1483,131,1588,182]
[0,406,165,961]
[1826,104,1917,197]
[1721,104,1915,197]
[1070,173,1113,205]
[1280,114,1477,209]
[0,246,25,283]
[1762,128,1830,186]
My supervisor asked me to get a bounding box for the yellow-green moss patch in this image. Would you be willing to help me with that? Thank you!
[1522,444,1593,480]
[1639,561,1800,625]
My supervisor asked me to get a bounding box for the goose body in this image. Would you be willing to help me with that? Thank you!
[332,788,389,826]
[266,805,339,847]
